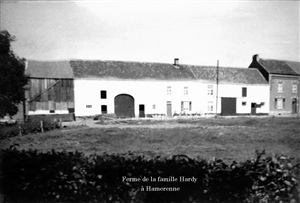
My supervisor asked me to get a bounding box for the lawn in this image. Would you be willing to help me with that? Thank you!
[1,117,299,162]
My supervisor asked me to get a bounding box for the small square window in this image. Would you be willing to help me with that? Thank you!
[68,108,75,113]
[242,102,246,106]
[100,91,107,99]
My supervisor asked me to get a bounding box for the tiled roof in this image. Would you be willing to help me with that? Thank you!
[258,59,299,75]
[70,60,268,84]
[285,61,300,75]
[187,65,268,84]
[70,60,195,80]
[26,60,74,79]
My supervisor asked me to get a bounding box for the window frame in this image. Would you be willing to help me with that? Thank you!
[292,82,298,93]
[277,81,283,93]
[242,87,247,97]
[167,86,172,95]
[101,105,107,114]
[183,87,188,95]
[207,85,214,96]
[100,90,107,99]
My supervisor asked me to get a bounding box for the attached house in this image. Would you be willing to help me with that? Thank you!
[249,55,300,116]
[25,60,75,121]
[70,59,269,117]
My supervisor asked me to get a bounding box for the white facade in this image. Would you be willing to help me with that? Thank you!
[74,78,269,117]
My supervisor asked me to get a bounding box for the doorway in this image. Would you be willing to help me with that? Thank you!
[166,101,172,117]
[221,97,236,116]
[139,104,145,118]
[114,94,135,117]
[292,98,297,114]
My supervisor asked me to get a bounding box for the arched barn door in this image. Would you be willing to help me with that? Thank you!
[114,94,135,118]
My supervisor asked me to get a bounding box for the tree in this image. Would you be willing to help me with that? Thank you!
[0,30,29,117]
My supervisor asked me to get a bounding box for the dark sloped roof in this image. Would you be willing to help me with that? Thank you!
[26,60,74,79]
[285,61,300,74]
[258,59,299,75]
[187,65,268,84]
[70,60,267,84]
[70,60,195,80]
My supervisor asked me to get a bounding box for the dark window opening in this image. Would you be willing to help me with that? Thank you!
[101,91,107,99]
[68,108,75,113]
[101,105,107,114]
[50,110,55,113]
[86,105,92,108]
[242,102,246,106]
[242,87,247,97]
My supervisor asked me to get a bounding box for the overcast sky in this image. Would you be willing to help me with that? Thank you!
[1,0,299,67]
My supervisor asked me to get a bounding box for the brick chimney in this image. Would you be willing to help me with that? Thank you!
[252,54,259,62]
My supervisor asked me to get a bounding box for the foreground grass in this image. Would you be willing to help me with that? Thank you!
[1,117,299,162]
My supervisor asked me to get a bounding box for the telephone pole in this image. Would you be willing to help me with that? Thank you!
[215,60,219,117]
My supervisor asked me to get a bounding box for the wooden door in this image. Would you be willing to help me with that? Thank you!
[292,98,297,114]
[221,97,236,116]
[167,102,172,117]
[114,94,135,118]
[139,105,145,118]
[251,103,257,115]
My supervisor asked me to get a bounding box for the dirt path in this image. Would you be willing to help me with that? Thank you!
[63,119,198,129]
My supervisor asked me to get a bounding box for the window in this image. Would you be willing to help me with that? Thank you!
[207,102,214,112]
[275,98,285,109]
[167,86,172,95]
[86,105,92,108]
[242,102,247,106]
[153,104,156,109]
[277,81,283,93]
[100,90,107,99]
[207,85,214,95]
[101,105,107,114]
[50,110,55,113]
[292,82,298,93]
[181,101,191,111]
[184,87,188,95]
[242,87,247,97]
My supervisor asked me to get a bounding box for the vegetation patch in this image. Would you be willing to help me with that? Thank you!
[0,119,60,140]
[1,149,299,203]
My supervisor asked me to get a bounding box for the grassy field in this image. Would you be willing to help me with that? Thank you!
[1,117,299,162]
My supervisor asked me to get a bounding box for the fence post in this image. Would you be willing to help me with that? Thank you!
[59,118,62,129]
[40,121,44,133]
[18,124,22,136]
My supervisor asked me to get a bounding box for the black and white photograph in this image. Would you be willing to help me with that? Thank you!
[0,0,299,202]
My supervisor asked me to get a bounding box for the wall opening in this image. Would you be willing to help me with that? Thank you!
[114,94,135,118]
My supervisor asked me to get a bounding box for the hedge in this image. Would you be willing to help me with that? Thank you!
[0,119,59,140]
[0,149,299,203]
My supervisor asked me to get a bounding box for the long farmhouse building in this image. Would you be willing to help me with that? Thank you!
[19,55,299,121]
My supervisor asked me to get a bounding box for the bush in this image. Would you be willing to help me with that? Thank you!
[0,149,299,203]
[0,119,59,140]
